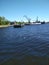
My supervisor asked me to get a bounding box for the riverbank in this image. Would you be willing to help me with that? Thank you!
[0,25,13,28]
[0,55,48,65]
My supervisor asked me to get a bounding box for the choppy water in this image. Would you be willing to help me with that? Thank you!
[0,24,49,65]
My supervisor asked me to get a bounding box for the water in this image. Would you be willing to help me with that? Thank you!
[0,24,49,65]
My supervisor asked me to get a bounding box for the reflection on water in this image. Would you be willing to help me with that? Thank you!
[0,24,49,65]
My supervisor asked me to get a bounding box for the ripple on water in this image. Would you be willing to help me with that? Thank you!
[0,24,49,65]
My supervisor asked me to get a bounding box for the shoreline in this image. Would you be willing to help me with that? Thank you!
[0,25,13,28]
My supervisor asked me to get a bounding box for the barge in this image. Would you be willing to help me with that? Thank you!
[13,24,24,28]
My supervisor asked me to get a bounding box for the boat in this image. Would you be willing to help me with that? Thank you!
[25,23,31,25]
[13,24,24,28]
[41,22,45,24]
[25,23,32,25]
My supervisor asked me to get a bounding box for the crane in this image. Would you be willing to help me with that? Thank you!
[36,16,38,22]
[23,15,31,23]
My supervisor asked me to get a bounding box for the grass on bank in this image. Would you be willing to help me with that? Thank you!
[0,55,49,65]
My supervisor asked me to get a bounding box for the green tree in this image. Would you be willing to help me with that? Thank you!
[0,16,10,25]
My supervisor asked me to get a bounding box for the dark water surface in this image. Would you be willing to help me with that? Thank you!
[0,24,49,65]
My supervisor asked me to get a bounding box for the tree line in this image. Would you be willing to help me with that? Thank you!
[0,16,10,25]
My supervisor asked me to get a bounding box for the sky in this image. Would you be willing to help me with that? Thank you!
[0,0,49,22]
